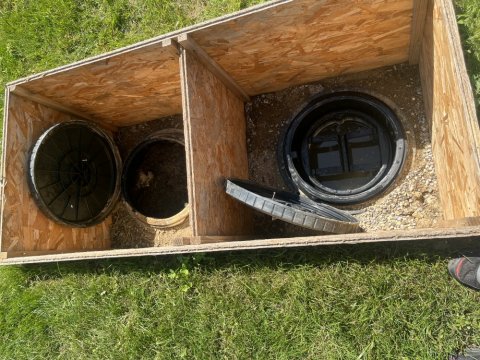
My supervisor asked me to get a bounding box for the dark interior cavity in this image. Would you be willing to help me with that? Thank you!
[281,91,406,205]
[122,139,188,219]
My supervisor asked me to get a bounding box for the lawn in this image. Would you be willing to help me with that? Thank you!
[1,0,480,359]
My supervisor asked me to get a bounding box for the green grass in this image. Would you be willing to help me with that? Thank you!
[2,246,480,359]
[457,0,480,110]
[1,1,480,359]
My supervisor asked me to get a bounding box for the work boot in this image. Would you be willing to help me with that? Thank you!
[448,257,480,290]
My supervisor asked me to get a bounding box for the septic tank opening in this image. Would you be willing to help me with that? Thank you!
[122,130,189,226]
[281,91,406,205]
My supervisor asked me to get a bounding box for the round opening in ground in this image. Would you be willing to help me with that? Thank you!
[281,91,406,205]
[122,138,188,219]
[28,120,121,227]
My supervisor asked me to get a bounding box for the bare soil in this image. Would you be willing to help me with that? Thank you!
[245,63,442,237]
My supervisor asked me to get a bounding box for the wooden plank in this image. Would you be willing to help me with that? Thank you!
[437,217,480,228]
[183,235,251,245]
[177,34,250,102]
[180,48,253,236]
[3,250,84,259]
[2,226,480,265]
[1,94,111,252]
[8,85,117,132]
[419,0,480,220]
[19,44,182,127]
[0,87,11,253]
[409,0,429,64]
[179,47,198,237]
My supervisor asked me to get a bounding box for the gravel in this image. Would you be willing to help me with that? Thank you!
[245,63,442,236]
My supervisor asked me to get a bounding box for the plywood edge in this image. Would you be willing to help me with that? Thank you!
[2,226,480,265]
[8,85,118,132]
[1,250,84,259]
[7,0,291,87]
[437,216,480,228]
[183,235,252,245]
[179,48,252,236]
[0,87,10,252]
[179,47,198,235]
[177,33,250,101]
[440,0,480,171]
[161,38,181,57]
[409,0,429,64]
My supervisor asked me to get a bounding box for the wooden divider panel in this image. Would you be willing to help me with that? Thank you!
[0,95,111,252]
[419,0,480,220]
[180,49,252,236]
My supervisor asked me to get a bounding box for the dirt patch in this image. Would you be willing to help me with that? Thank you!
[111,115,192,248]
[245,63,442,237]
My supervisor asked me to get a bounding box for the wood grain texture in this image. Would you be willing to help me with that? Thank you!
[409,0,429,64]
[2,225,480,265]
[2,250,84,259]
[19,44,182,127]
[177,34,250,102]
[191,0,413,95]
[437,217,480,228]
[9,85,117,131]
[419,0,480,220]
[182,235,251,245]
[0,95,111,252]
[180,49,252,236]
[0,87,10,253]
[7,0,290,87]
[9,0,412,121]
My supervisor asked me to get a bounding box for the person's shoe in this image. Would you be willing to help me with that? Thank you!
[448,257,480,290]
[450,347,480,359]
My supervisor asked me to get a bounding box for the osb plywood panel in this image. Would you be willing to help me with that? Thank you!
[190,0,413,95]
[3,226,480,265]
[419,0,480,220]
[20,45,182,127]
[180,49,252,236]
[409,0,429,64]
[1,95,111,252]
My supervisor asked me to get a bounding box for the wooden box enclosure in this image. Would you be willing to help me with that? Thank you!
[2,0,480,265]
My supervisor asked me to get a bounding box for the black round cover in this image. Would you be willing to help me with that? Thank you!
[225,179,361,234]
[28,120,121,227]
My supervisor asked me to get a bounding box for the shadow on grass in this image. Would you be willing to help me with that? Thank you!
[15,237,480,280]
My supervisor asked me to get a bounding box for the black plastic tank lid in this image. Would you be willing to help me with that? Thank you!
[28,120,121,227]
[225,178,361,234]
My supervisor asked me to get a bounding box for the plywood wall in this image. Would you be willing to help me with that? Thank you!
[9,0,413,127]
[419,0,480,220]
[0,95,111,253]
[180,49,252,236]
[19,45,182,127]
[190,0,413,96]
